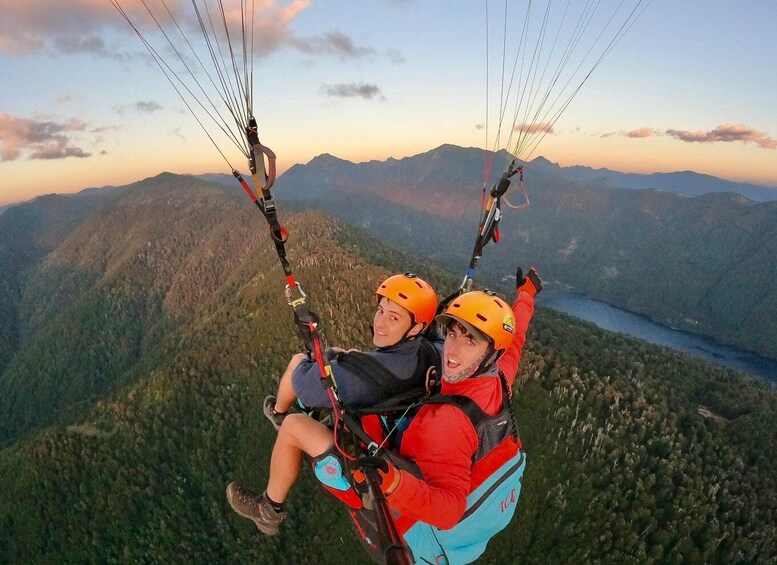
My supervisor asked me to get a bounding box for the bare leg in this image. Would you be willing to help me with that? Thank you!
[274,353,306,413]
[266,414,334,503]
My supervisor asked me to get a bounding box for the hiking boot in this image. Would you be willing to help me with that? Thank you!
[226,482,286,536]
[263,395,286,430]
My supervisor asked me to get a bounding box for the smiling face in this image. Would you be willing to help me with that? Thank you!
[442,321,490,382]
[372,297,419,348]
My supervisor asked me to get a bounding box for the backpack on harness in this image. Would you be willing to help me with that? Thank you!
[396,392,525,565]
[313,376,525,565]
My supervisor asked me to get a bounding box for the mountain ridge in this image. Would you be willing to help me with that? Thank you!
[195,144,777,202]
[267,144,777,359]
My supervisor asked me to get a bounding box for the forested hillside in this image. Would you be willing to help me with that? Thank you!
[0,191,124,383]
[272,144,777,360]
[0,174,774,563]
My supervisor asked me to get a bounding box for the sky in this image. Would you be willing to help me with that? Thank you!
[1,0,777,207]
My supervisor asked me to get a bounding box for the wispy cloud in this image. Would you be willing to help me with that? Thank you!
[603,124,774,150]
[54,34,108,56]
[627,127,653,138]
[386,49,405,64]
[665,123,776,149]
[514,122,554,134]
[134,101,164,114]
[92,125,122,134]
[321,83,383,100]
[294,30,375,60]
[114,101,164,115]
[0,112,91,161]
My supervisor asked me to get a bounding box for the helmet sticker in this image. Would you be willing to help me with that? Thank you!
[502,313,515,333]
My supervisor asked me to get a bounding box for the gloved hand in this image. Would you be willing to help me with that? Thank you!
[352,455,400,494]
[517,266,543,296]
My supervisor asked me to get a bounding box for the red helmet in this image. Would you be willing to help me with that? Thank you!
[376,273,438,328]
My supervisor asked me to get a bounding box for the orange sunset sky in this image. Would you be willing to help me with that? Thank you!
[1,1,776,207]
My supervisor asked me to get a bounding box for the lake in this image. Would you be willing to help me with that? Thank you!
[540,293,777,384]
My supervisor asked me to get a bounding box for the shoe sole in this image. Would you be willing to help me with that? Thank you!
[226,484,279,536]
[263,396,283,431]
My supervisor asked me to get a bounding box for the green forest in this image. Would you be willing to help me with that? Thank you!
[0,176,775,563]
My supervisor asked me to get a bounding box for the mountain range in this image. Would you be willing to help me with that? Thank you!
[247,144,777,360]
[533,157,777,202]
[199,147,777,203]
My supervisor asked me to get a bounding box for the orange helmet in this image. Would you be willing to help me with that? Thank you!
[436,290,515,351]
[376,273,438,328]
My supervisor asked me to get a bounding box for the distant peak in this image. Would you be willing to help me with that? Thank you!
[529,155,559,168]
[307,153,352,166]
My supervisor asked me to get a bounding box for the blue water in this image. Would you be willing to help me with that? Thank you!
[540,294,777,384]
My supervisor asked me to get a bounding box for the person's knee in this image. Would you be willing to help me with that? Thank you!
[278,414,333,456]
[286,352,306,372]
[278,414,315,444]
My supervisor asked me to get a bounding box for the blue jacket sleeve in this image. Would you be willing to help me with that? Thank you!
[291,341,423,408]
[291,354,371,408]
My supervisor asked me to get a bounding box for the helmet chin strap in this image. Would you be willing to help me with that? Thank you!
[442,347,500,384]
[443,349,488,384]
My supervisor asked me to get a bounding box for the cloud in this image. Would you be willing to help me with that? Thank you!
[475,124,485,131]
[386,49,405,64]
[134,101,163,114]
[0,112,91,161]
[627,127,653,138]
[115,101,164,115]
[514,122,554,134]
[251,1,312,55]
[54,34,108,56]
[600,131,616,138]
[0,0,117,55]
[0,0,379,81]
[92,125,122,133]
[321,83,383,100]
[293,30,375,60]
[665,123,776,149]
[0,0,313,58]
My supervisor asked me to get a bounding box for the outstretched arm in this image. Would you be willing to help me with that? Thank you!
[498,267,541,388]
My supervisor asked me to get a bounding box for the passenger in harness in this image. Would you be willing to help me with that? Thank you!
[262,273,441,429]
[226,273,441,533]
[348,268,541,563]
